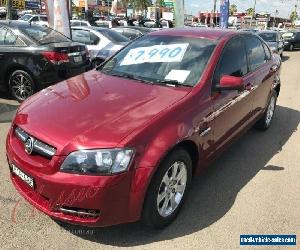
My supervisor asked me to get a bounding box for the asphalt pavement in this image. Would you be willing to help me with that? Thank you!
[0,51,299,250]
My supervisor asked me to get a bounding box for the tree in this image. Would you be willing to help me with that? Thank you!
[290,10,298,24]
[246,7,254,16]
[120,0,131,17]
[131,0,152,11]
[230,4,237,15]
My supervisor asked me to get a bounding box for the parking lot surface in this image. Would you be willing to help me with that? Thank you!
[0,51,299,250]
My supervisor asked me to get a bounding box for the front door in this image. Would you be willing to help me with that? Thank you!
[211,36,255,152]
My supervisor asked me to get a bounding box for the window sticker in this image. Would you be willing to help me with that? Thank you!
[120,43,189,66]
[165,69,191,83]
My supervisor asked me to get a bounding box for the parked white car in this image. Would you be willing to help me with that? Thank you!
[19,14,48,27]
[70,20,91,27]
[71,26,129,67]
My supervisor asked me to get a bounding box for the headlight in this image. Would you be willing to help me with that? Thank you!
[60,149,134,175]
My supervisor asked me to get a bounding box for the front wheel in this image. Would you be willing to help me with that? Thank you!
[9,70,35,102]
[142,148,192,229]
[289,44,294,51]
[254,90,277,130]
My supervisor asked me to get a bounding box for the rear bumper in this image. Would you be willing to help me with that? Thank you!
[35,60,91,89]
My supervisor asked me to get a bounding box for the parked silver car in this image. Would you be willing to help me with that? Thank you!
[258,30,284,58]
[71,26,129,67]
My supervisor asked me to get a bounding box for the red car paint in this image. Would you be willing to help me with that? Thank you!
[6,28,281,227]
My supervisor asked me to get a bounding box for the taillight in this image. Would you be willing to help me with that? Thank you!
[42,51,69,65]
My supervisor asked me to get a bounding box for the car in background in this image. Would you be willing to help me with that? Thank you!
[71,26,129,67]
[112,26,153,40]
[19,14,49,27]
[282,30,300,51]
[6,28,281,229]
[257,30,284,57]
[70,20,91,27]
[239,28,259,33]
[0,7,6,18]
[94,20,112,28]
[0,21,90,101]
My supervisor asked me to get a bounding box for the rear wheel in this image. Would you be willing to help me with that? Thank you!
[254,90,277,130]
[9,70,35,102]
[142,148,192,229]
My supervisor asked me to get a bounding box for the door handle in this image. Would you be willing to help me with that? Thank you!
[199,127,211,137]
[270,65,278,73]
[245,82,254,91]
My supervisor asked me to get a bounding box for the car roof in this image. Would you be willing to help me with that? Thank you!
[71,26,110,32]
[257,30,278,34]
[149,28,237,40]
[0,20,36,28]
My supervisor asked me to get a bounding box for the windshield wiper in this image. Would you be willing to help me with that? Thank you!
[108,72,192,87]
[108,72,155,84]
[155,79,192,87]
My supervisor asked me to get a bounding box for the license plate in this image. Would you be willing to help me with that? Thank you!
[73,55,82,63]
[11,164,34,188]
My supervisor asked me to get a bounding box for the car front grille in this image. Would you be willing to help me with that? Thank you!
[15,126,56,158]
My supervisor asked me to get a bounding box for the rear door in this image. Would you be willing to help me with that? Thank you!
[212,36,255,151]
[244,35,276,115]
[0,26,6,84]
[0,26,27,87]
[294,32,300,48]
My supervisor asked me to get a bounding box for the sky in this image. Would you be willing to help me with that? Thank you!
[185,0,299,18]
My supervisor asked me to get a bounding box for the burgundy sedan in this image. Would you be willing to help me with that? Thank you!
[6,28,281,228]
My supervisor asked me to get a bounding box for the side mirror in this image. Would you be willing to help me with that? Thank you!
[215,75,244,91]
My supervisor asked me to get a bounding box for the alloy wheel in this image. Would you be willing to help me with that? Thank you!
[156,161,187,217]
[265,96,276,126]
[10,73,34,101]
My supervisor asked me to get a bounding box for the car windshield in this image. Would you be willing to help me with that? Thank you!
[20,14,32,21]
[98,29,129,43]
[258,33,277,42]
[20,25,70,44]
[99,35,216,87]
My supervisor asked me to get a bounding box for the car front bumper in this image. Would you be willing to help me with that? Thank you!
[6,127,151,227]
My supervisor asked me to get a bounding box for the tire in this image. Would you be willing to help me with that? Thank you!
[280,52,283,59]
[9,70,36,102]
[289,44,294,51]
[254,90,277,131]
[142,148,192,229]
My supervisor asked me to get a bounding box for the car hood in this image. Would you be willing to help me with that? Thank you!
[15,70,190,155]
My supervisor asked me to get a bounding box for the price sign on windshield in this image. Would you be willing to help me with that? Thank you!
[120,43,189,66]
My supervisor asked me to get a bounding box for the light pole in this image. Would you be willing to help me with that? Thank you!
[273,9,278,29]
[174,0,185,27]
[250,0,257,28]
[213,0,216,25]
[6,0,12,20]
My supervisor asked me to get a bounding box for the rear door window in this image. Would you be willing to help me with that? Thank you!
[213,36,248,84]
[245,36,266,71]
[262,43,271,61]
[0,27,6,45]
[4,30,17,45]
[72,29,99,45]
